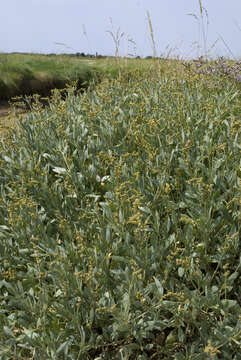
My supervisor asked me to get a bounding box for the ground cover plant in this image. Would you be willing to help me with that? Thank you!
[0,58,241,359]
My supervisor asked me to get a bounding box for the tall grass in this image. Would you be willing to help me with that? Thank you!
[146,11,157,58]
[106,18,125,59]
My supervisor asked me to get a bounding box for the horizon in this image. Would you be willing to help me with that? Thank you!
[1,52,240,61]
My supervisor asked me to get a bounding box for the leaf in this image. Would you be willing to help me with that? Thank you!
[211,286,219,293]
[106,225,111,242]
[3,326,14,337]
[178,327,185,342]
[0,225,9,231]
[228,272,239,283]
[178,267,185,278]
[2,155,12,163]
[154,277,164,296]
[214,158,224,170]
[101,175,110,182]
[0,280,15,294]
[52,166,67,174]
[139,206,151,214]
[119,208,124,223]
[111,256,130,264]
[23,328,39,339]
[165,233,176,249]
[166,330,177,344]
[221,299,237,309]
[54,289,62,297]
[57,340,70,354]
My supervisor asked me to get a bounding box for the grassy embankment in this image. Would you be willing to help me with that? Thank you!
[0,53,102,101]
[0,56,241,359]
[0,53,96,135]
[0,53,146,135]
[0,53,155,102]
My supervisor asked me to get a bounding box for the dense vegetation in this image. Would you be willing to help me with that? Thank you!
[0,53,160,103]
[0,59,240,359]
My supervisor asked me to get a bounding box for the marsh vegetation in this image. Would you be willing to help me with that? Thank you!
[0,54,240,359]
[0,0,241,356]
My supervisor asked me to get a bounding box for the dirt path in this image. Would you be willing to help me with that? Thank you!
[0,102,27,137]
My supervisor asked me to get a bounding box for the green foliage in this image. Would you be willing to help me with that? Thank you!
[0,53,101,101]
[0,53,157,103]
[0,61,240,359]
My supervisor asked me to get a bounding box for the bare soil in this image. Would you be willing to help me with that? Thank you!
[0,102,27,137]
[0,102,11,117]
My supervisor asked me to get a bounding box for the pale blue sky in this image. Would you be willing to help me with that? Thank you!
[1,0,241,59]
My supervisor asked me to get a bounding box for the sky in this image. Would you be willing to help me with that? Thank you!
[1,0,241,59]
